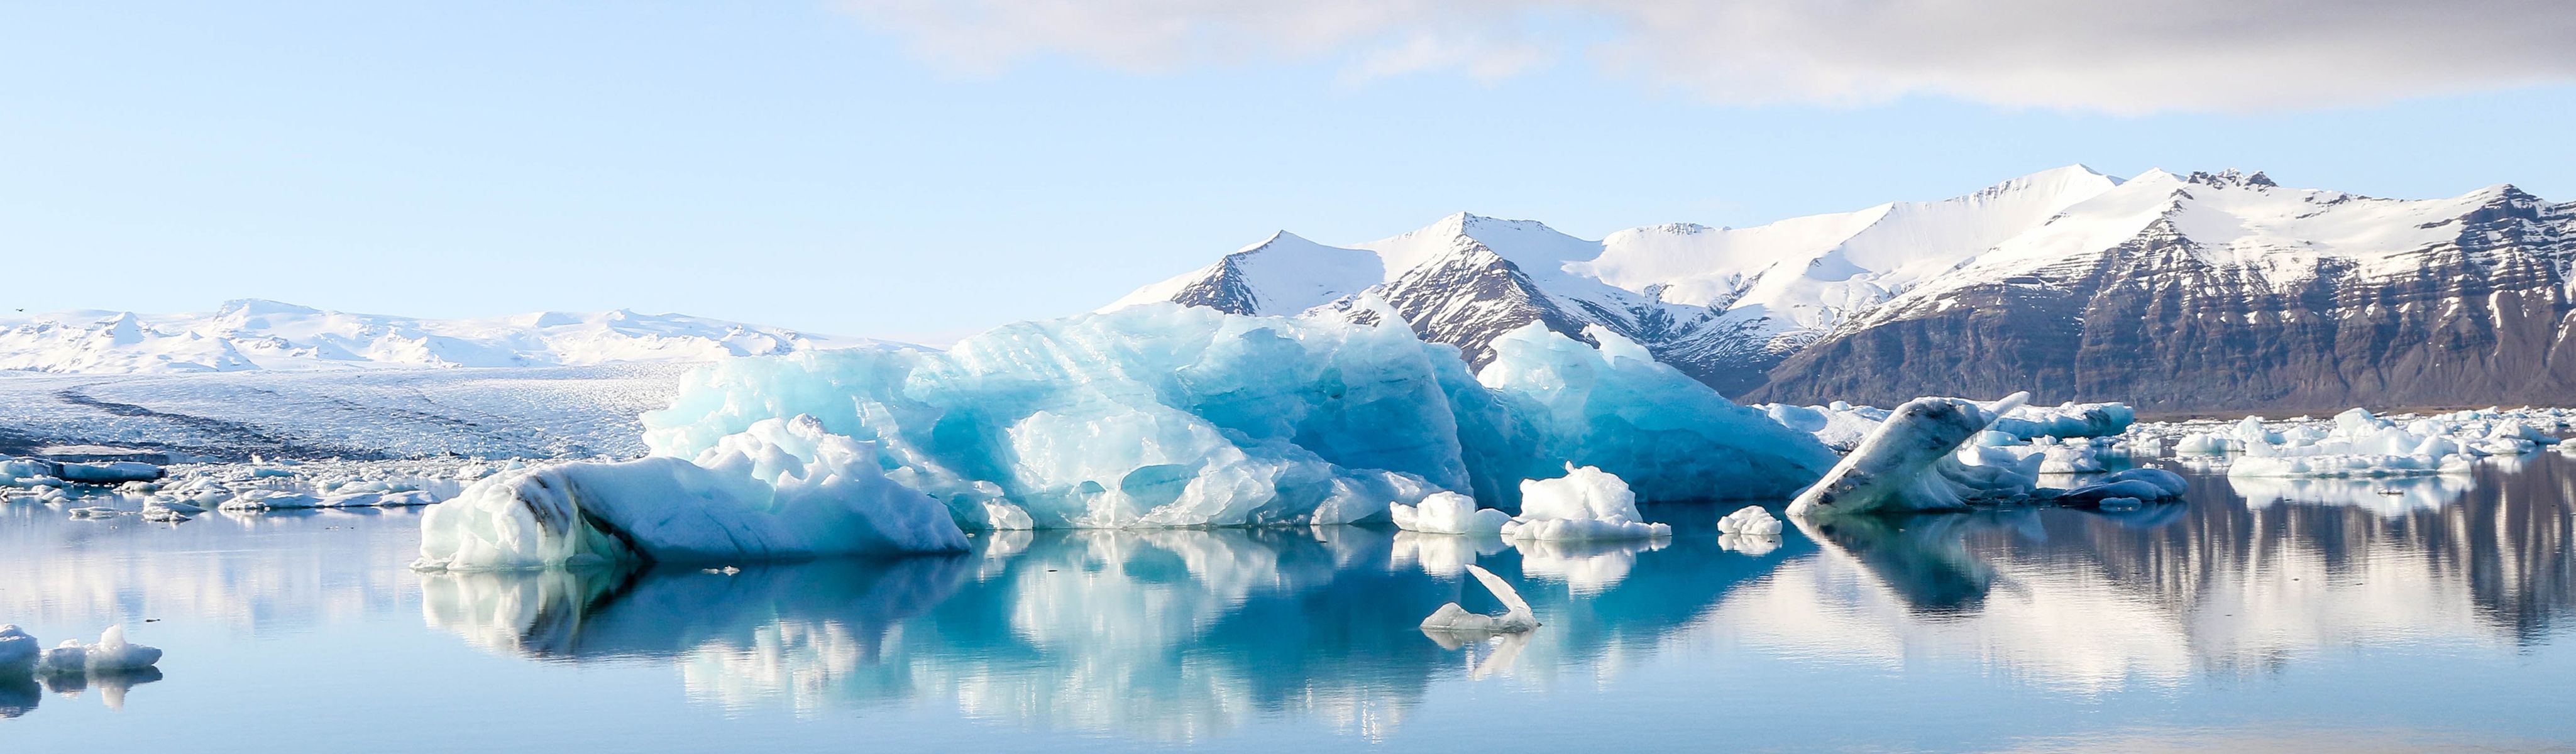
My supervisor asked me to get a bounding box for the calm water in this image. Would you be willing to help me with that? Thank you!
[6,456,2576,752]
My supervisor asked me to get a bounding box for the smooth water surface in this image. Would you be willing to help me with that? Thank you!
[6,456,2576,751]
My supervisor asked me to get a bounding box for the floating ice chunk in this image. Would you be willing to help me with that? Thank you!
[1390,491,1509,535]
[217,490,326,511]
[2228,453,2464,478]
[1469,324,1837,503]
[1419,564,1539,634]
[1717,505,1783,536]
[1788,393,2037,518]
[36,642,85,674]
[1990,402,2135,440]
[0,626,35,672]
[2056,468,2189,506]
[82,625,160,672]
[413,415,967,571]
[1500,465,1671,541]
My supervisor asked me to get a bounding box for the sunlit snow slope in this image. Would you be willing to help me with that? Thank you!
[0,298,886,374]
[1110,167,2576,410]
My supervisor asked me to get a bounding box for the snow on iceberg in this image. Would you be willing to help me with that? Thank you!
[1419,564,1539,634]
[641,305,1836,530]
[1500,464,1671,541]
[413,415,967,571]
[1788,393,2042,518]
[1391,491,1510,535]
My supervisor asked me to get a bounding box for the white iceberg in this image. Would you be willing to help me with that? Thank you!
[1500,464,1671,541]
[413,415,967,571]
[1419,564,1539,634]
[1390,491,1509,535]
[28,626,160,674]
[80,625,162,672]
[1717,505,1783,536]
[1788,393,2040,518]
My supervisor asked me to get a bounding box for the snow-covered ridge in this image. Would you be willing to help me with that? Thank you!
[0,298,891,374]
[1107,165,2572,404]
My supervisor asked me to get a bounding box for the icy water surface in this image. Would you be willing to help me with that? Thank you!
[6,457,2576,752]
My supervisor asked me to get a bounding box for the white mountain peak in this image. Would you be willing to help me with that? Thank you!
[0,301,889,374]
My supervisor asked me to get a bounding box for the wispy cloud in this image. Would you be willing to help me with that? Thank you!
[836,0,2576,113]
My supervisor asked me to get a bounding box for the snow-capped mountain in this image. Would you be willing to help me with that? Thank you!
[1109,167,2576,411]
[0,299,888,374]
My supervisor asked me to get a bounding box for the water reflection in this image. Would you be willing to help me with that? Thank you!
[9,453,2576,745]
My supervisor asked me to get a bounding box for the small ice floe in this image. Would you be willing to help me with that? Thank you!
[79,625,162,672]
[1420,564,1539,634]
[67,506,127,520]
[0,625,37,672]
[1498,464,1670,542]
[1390,491,1509,535]
[2054,468,2191,507]
[33,626,162,675]
[1717,505,1783,536]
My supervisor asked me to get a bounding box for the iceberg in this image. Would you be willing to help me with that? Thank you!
[1500,464,1671,541]
[1717,505,1783,536]
[641,305,1835,531]
[413,415,967,571]
[1390,491,1509,535]
[1419,564,1539,634]
[1475,324,1838,503]
[1788,393,2040,518]
[1989,402,2135,440]
[26,626,160,674]
[0,625,35,673]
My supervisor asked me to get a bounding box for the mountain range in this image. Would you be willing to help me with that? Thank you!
[0,299,884,374]
[1109,166,2576,412]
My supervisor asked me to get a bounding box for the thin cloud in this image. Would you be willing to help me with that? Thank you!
[835,0,2576,112]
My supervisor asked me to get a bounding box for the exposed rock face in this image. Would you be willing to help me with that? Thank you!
[1753,182,2576,412]
[1111,167,2576,412]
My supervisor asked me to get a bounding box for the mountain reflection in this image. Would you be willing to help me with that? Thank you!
[410,454,2576,738]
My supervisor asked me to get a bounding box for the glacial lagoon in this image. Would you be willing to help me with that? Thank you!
[6,457,2576,752]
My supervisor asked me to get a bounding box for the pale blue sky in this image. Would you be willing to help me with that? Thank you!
[7,1,2573,342]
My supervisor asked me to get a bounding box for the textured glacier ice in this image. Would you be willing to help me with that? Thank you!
[1419,564,1539,633]
[1390,491,1510,535]
[414,415,966,571]
[642,305,1834,531]
[1788,393,2040,518]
